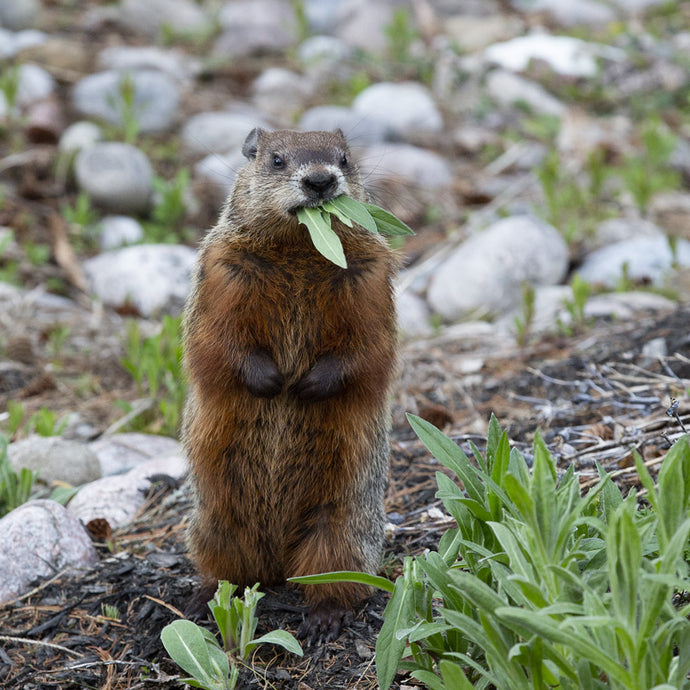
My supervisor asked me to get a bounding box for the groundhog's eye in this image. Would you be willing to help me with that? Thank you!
[340,154,348,167]
[272,154,285,169]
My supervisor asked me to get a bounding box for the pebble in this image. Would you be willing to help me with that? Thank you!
[181,111,265,157]
[299,105,390,145]
[97,45,201,85]
[89,432,182,477]
[118,0,208,38]
[576,236,690,288]
[99,215,145,250]
[0,499,98,604]
[335,1,393,54]
[486,69,566,116]
[358,143,453,190]
[510,0,616,26]
[74,142,154,215]
[8,436,102,486]
[82,244,197,317]
[214,0,297,58]
[0,0,39,30]
[67,455,187,528]
[303,0,346,33]
[298,35,353,77]
[427,216,569,321]
[593,217,663,249]
[194,150,246,205]
[484,33,623,78]
[16,62,55,107]
[72,69,180,134]
[58,120,103,154]
[352,81,444,137]
[445,14,525,53]
[252,68,315,122]
[397,290,434,339]
[0,27,45,58]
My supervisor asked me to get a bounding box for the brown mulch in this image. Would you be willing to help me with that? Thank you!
[1,305,689,689]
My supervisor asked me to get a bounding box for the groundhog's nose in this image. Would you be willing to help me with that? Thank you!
[302,170,337,198]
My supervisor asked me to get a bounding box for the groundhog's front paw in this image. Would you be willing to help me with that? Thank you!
[244,348,284,398]
[290,355,344,402]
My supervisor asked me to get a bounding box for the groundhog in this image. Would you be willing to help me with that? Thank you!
[181,128,398,641]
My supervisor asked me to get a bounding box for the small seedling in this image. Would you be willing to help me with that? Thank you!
[29,408,68,437]
[101,603,121,620]
[108,72,142,145]
[513,282,535,348]
[560,273,591,333]
[296,195,414,268]
[0,433,37,517]
[143,169,193,243]
[161,581,302,690]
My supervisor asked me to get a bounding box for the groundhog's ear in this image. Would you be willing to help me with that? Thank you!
[242,128,263,160]
[333,127,347,144]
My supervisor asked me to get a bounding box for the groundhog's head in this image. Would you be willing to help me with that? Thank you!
[239,128,366,219]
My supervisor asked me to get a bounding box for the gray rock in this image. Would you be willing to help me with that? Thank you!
[252,68,315,122]
[0,27,45,58]
[397,289,433,338]
[89,432,182,476]
[486,70,566,117]
[427,216,569,321]
[445,14,524,53]
[336,0,393,54]
[303,0,346,33]
[0,0,39,30]
[181,111,264,157]
[99,215,144,250]
[484,33,623,78]
[583,291,675,320]
[577,236,690,288]
[119,0,208,38]
[8,436,102,486]
[298,35,352,76]
[74,142,153,215]
[82,244,197,317]
[72,69,180,134]
[67,455,187,528]
[97,45,201,84]
[358,143,452,190]
[298,105,390,145]
[214,0,297,58]
[594,217,663,249]
[58,120,103,154]
[498,285,573,335]
[352,81,443,137]
[0,499,98,604]
[16,63,55,107]
[194,149,246,205]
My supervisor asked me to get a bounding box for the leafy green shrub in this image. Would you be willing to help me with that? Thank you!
[0,433,37,517]
[143,169,193,244]
[161,581,302,690]
[120,315,186,436]
[372,414,690,689]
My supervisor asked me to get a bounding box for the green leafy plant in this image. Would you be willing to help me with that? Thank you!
[0,229,19,285]
[0,63,20,115]
[513,282,536,347]
[161,581,303,690]
[61,192,100,253]
[143,169,193,243]
[4,400,26,437]
[296,195,414,268]
[29,408,68,437]
[107,72,142,145]
[0,432,37,517]
[120,315,186,436]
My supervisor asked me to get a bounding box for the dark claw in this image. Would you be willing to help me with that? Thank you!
[297,606,345,646]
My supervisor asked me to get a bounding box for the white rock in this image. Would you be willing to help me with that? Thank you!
[583,291,675,320]
[0,27,45,58]
[8,436,102,486]
[181,111,264,157]
[89,432,182,476]
[486,70,566,116]
[119,0,208,38]
[353,81,443,136]
[67,455,187,528]
[397,289,433,338]
[299,105,390,145]
[0,499,98,604]
[336,0,393,54]
[358,143,452,190]
[510,0,616,26]
[303,0,346,33]
[298,35,352,75]
[99,215,144,250]
[445,15,525,54]
[485,33,623,78]
[97,45,201,84]
[74,142,153,215]
[499,284,573,335]
[82,244,197,317]
[593,217,663,249]
[214,0,297,57]
[0,0,40,30]
[16,63,55,106]
[72,69,180,134]
[577,236,690,288]
[58,120,103,154]
[428,216,569,321]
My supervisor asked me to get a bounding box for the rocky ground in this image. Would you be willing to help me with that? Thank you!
[1,0,690,688]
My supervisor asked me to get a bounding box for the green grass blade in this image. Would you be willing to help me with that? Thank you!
[288,570,394,593]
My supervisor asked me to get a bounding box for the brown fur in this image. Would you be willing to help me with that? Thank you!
[182,129,398,631]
